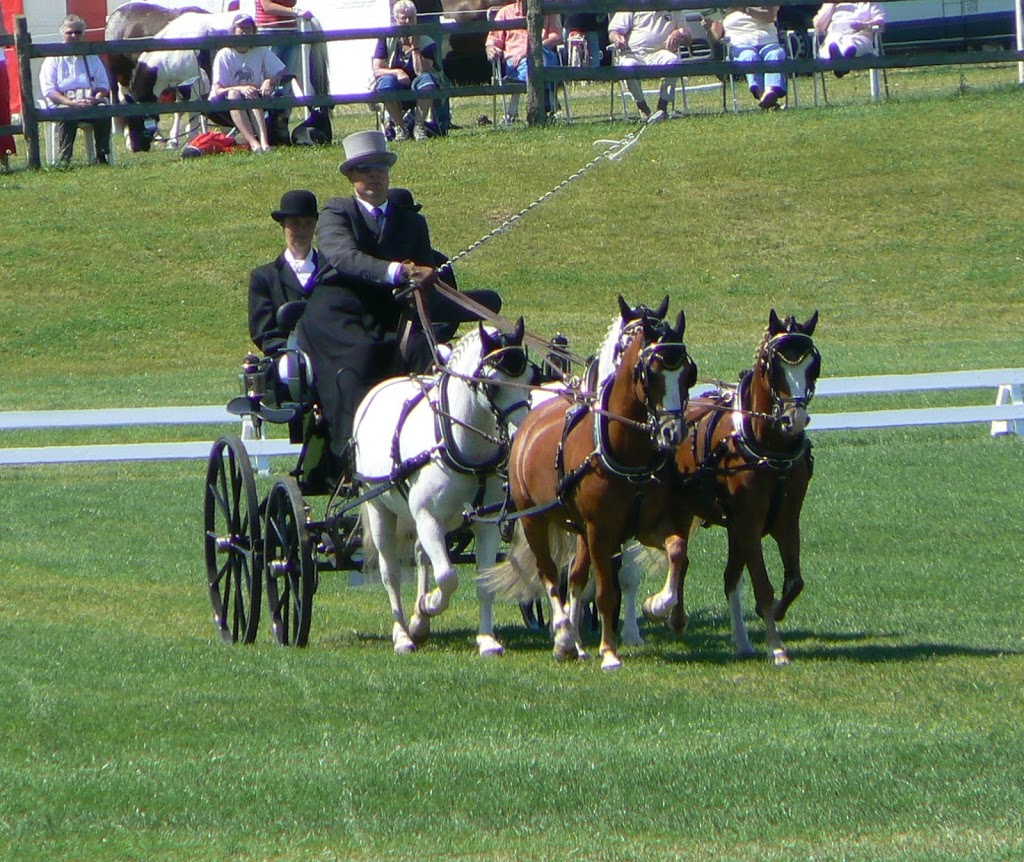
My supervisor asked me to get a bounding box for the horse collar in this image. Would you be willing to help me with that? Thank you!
[593,373,666,482]
[732,373,810,471]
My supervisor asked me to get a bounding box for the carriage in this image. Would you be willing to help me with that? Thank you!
[201,291,572,649]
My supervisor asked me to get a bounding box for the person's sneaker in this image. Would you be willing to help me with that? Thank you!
[393,124,411,142]
[412,122,428,141]
[646,109,667,125]
[759,88,782,110]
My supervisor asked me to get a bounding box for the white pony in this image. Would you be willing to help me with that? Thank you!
[352,320,534,656]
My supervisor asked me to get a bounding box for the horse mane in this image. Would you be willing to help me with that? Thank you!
[445,325,486,376]
[596,313,627,386]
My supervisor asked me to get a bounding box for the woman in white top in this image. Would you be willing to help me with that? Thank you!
[814,3,885,77]
[722,6,786,110]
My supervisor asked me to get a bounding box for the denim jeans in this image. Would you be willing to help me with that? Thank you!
[732,42,786,96]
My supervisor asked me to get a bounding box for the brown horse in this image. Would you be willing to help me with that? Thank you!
[486,298,696,670]
[633,309,820,665]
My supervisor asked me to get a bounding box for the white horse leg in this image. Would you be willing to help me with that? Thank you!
[565,585,590,661]
[367,506,414,654]
[728,585,756,659]
[618,544,644,646]
[166,111,182,149]
[472,525,505,657]
[407,539,432,645]
[409,516,458,642]
[763,612,791,667]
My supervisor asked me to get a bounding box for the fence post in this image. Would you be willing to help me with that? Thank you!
[13,16,39,169]
[525,0,546,126]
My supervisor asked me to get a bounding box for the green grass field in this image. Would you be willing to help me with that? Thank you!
[1,75,1023,861]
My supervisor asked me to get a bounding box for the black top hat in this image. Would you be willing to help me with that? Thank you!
[271,189,319,223]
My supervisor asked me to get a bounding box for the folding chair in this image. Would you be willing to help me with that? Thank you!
[609,15,716,120]
[722,32,795,112]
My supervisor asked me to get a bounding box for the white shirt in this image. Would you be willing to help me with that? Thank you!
[39,55,111,104]
[284,248,316,292]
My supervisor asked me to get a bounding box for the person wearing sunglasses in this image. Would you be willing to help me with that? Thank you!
[38,15,113,164]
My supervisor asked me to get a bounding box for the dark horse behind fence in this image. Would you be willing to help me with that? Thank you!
[630,309,821,666]
[483,297,697,671]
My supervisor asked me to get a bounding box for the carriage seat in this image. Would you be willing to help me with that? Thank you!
[228,301,317,426]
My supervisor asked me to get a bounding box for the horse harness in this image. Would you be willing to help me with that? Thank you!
[354,345,531,509]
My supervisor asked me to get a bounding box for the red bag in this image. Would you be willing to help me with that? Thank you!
[181,131,248,158]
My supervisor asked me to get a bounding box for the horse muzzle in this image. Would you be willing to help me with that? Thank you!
[655,412,684,451]
[777,404,810,436]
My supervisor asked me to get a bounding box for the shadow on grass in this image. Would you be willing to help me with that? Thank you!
[326,605,1021,664]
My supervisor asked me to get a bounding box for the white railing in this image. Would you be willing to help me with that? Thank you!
[1,369,1021,465]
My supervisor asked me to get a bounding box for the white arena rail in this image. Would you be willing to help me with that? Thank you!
[1,369,1021,465]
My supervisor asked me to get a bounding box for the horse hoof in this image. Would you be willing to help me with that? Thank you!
[553,644,579,662]
[476,635,505,657]
[641,596,667,623]
[409,613,431,645]
[600,652,622,671]
[620,624,645,647]
[770,649,791,667]
[393,625,416,655]
[668,609,688,636]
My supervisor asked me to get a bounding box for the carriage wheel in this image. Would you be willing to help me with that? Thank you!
[204,434,262,644]
[264,476,315,647]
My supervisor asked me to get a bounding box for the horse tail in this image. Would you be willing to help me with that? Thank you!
[357,505,380,578]
[479,522,575,602]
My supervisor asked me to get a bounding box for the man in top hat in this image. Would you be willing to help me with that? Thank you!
[297,130,502,478]
[248,189,321,356]
[296,130,438,475]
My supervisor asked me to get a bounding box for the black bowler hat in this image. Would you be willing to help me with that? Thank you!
[271,189,319,223]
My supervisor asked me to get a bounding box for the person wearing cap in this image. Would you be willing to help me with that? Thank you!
[248,189,321,356]
[210,13,287,151]
[295,130,435,474]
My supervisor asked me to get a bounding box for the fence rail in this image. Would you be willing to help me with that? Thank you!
[2,369,1021,466]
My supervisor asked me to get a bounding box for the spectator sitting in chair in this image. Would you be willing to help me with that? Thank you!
[722,6,786,110]
[249,189,322,357]
[38,14,113,165]
[813,2,885,78]
[608,9,699,124]
[372,0,446,143]
[210,13,287,152]
[485,0,563,119]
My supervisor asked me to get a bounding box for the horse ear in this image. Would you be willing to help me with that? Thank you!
[673,308,686,338]
[479,321,496,352]
[654,295,670,320]
[617,295,633,322]
[769,308,783,334]
[802,310,819,335]
[512,316,525,344]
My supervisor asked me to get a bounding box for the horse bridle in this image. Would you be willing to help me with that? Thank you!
[760,331,821,421]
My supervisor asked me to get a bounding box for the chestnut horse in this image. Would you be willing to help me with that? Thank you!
[485,298,696,670]
[631,309,820,665]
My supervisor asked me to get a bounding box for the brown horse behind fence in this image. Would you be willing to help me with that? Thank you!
[634,309,820,665]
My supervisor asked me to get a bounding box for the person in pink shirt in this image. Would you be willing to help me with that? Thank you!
[485,0,562,117]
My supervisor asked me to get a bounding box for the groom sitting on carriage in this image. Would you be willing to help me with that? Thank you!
[296,130,501,483]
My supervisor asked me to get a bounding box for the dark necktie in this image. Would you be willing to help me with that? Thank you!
[370,206,385,232]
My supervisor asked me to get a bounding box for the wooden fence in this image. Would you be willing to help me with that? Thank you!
[5,0,1024,166]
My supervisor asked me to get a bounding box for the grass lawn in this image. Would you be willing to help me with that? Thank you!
[1,70,1023,862]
